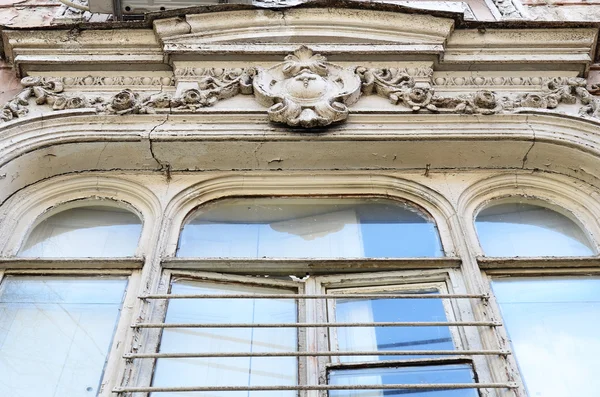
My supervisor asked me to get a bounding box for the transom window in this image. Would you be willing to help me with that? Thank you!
[19,204,142,258]
[475,201,595,257]
[178,198,443,258]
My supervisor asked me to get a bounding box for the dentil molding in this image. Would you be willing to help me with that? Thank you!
[3,46,600,128]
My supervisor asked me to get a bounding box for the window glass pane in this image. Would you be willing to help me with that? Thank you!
[492,278,600,397]
[19,206,142,258]
[329,364,478,397]
[0,276,127,397]
[151,280,297,397]
[178,199,442,258]
[475,202,594,257]
[335,291,454,362]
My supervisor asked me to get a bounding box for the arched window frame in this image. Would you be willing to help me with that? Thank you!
[120,174,513,397]
[459,173,600,264]
[3,170,600,397]
[161,174,459,261]
[473,197,597,258]
[457,173,600,397]
[0,174,162,397]
[0,175,161,258]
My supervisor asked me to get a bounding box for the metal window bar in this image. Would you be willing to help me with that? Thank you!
[132,320,501,328]
[140,293,489,300]
[124,350,510,359]
[114,384,518,393]
[121,291,512,394]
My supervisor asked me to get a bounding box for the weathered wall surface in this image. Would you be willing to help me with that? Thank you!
[0,61,21,106]
[523,0,600,21]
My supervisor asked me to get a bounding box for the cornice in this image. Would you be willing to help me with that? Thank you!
[2,8,598,75]
[444,28,596,73]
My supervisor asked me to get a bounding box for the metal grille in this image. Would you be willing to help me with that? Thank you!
[114,292,517,394]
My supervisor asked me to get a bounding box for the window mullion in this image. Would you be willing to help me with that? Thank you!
[448,268,503,397]
[98,270,143,397]
[303,276,323,397]
[121,268,173,393]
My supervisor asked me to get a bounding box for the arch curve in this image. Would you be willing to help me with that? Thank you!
[161,173,460,257]
[4,113,600,207]
[457,173,600,257]
[0,174,163,256]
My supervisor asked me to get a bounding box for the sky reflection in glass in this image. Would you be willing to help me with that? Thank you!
[0,276,127,397]
[475,202,594,257]
[335,292,454,362]
[492,278,600,397]
[329,364,478,397]
[151,280,297,397]
[178,199,443,258]
[19,206,142,258]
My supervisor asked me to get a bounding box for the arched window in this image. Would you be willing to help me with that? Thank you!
[475,201,595,257]
[177,198,443,258]
[19,204,143,258]
[0,201,143,396]
[474,200,600,396]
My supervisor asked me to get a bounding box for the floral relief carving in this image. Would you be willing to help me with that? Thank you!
[104,68,256,114]
[1,76,99,122]
[358,68,435,112]
[253,46,362,128]
[357,71,599,118]
[172,68,255,111]
[3,53,600,128]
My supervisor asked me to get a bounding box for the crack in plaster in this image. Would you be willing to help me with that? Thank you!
[147,114,172,181]
[521,118,536,169]
[252,142,264,168]
[95,142,109,169]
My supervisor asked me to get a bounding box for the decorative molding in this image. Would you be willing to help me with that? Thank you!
[176,66,432,81]
[433,76,557,87]
[358,71,594,116]
[173,68,255,110]
[2,49,600,127]
[59,76,175,87]
[358,68,434,112]
[104,69,255,115]
[253,46,362,128]
[1,77,103,122]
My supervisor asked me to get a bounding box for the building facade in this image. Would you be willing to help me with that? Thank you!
[0,0,600,396]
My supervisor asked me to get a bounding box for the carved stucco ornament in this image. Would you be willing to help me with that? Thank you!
[3,52,600,129]
[1,77,101,122]
[253,46,362,128]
